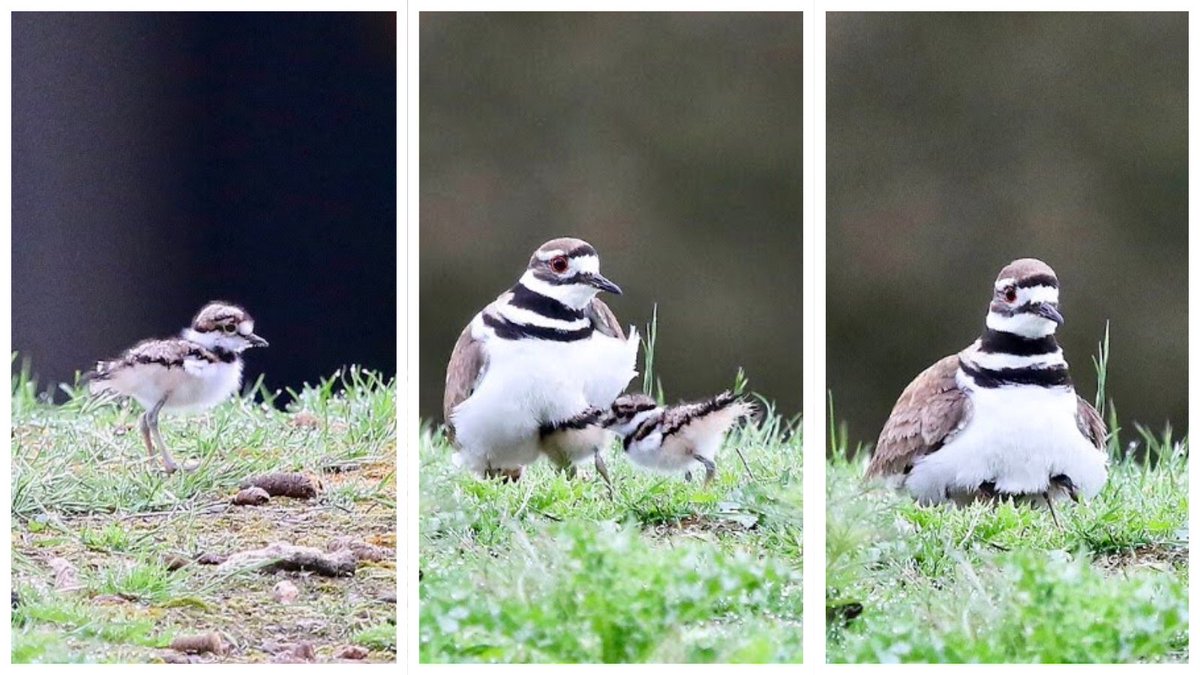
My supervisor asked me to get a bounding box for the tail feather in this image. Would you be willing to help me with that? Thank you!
[707,390,758,424]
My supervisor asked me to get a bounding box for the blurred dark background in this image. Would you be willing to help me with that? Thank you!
[420,12,803,420]
[827,13,1187,452]
[12,12,397,400]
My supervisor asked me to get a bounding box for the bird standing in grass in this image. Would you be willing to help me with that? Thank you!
[443,237,639,484]
[866,258,1108,519]
[88,301,268,473]
[605,391,756,485]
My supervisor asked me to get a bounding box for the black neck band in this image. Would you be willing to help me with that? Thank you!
[978,329,1059,356]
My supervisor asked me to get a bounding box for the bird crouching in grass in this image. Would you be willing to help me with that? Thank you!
[866,258,1108,524]
[604,390,757,486]
[443,237,639,484]
[88,301,268,474]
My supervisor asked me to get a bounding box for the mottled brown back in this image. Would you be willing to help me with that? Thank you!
[442,324,486,444]
[866,354,970,478]
[586,298,625,339]
[1075,396,1108,450]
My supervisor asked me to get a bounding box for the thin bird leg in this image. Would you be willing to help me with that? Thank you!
[695,455,717,487]
[138,411,155,463]
[1044,491,1062,529]
[593,450,615,500]
[733,447,756,481]
[146,397,179,474]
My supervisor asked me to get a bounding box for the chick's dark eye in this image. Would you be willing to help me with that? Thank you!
[223,324,237,334]
[1004,288,1017,303]
[550,256,569,273]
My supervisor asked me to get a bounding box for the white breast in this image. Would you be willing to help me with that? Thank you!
[450,321,639,472]
[99,358,243,414]
[166,359,244,412]
[904,373,1108,505]
[627,431,691,472]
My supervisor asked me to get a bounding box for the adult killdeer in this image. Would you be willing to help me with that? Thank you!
[866,259,1108,514]
[443,237,639,483]
[605,391,755,485]
[88,301,268,473]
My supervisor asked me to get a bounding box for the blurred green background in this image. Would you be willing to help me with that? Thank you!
[420,13,803,420]
[827,12,1187,453]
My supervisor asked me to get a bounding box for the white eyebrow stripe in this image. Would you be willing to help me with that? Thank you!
[573,255,599,274]
[994,277,1016,290]
[535,249,566,261]
[1020,285,1059,305]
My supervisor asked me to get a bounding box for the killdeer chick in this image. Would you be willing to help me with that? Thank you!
[88,301,268,473]
[866,259,1108,516]
[605,391,756,486]
[443,237,639,484]
[538,406,617,498]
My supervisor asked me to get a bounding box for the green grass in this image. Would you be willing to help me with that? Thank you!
[11,362,397,663]
[826,328,1189,663]
[419,404,803,663]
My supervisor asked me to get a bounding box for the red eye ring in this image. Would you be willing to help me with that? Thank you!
[550,256,569,273]
[1004,287,1017,303]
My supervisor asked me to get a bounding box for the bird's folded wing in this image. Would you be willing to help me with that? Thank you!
[587,298,625,339]
[113,339,211,370]
[442,322,486,443]
[866,354,969,479]
[660,391,739,438]
[1075,395,1108,451]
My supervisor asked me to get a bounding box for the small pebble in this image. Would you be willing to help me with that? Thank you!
[290,411,321,428]
[273,580,300,604]
[336,645,369,660]
[170,631,226,656]
[231,486,271,506]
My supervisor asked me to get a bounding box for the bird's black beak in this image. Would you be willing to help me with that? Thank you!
[248,334,269,348]
[586,272,622,295]
[1034,303,1064,326]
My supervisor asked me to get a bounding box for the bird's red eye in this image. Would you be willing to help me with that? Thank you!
[550,256,569,274]
[1005,288,1017,303]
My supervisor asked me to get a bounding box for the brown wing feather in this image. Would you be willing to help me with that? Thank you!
[587,298,625,339]
[98,338,209,372]
[442,322,486,445]
[1075,396,1107,450]
[660,391,738,437]
[866,354,969,479]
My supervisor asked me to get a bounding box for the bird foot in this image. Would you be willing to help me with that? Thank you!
[157,454,200,474]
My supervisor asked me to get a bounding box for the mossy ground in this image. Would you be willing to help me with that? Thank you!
[11,365,397,663]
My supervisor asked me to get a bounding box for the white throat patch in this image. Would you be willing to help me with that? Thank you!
[518,270,599,309]
[986,310,1059,338]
